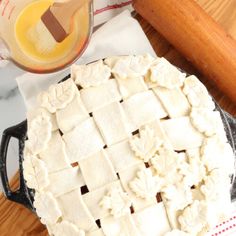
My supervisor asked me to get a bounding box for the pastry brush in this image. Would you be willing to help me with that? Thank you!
[28,0,90,53]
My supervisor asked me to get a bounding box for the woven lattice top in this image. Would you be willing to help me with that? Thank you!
[23,55,234,236]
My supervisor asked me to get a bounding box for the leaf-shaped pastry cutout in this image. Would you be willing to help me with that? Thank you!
[27,107,58,131]
[129,126,162,162]
[27,114,52,154]
[150,148,181,178]
[129,168,162,200]
[149,57,185,89]
[200,136,235,174]
[190,108,221,137]
[100,186,132,218]
[72,60,111,88]
[23,150,49,191]
[110,54,155,79]
[178,200,208,234]
[38,79,77,113]
[179,160,206,187]
[34,192,62,225]
[200,169,230,201]
[52,221,85,236]
[183,75,215,110]
[162,183,193,211]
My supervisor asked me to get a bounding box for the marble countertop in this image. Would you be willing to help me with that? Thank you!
[0,62,26,190]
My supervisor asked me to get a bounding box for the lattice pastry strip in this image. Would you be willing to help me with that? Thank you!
[118,163,157,211]
[101,214,141,236]
[122,90,168,131]
[80,79,122,113]
[56,93,89,133]
[49,221,86,236]
[132,202,171,236]
[105,139,142,173]
[161,116,204,151]
[82,180,124,221]
[39,131,70,172]
[45,167,85,197]
[115,76,148,99]
[153,87,191,118]
[93,102,132,146]
[78,150,118,191]
[63,118,105,162]
[57,188,98,232]
[87,229,105,236]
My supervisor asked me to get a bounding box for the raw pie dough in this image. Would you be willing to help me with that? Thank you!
[23,55,235,236]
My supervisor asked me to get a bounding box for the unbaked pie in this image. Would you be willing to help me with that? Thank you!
[23,55,235,236]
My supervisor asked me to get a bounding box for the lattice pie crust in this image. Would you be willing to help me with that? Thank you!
[23,55,235,236]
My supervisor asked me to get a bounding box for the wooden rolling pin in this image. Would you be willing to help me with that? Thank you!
[133,0,236,103]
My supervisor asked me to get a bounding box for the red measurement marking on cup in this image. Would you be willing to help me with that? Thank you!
[94,0,132,15]
[1,0,9,16]
[0,0,15,20]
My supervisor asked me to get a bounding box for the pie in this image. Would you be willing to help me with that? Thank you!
[23,55,235,236]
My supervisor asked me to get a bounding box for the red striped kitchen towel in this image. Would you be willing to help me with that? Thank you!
[208,211,236,236]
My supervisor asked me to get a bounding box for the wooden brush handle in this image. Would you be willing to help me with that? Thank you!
[51,0,90,32]
[133,0,236,103]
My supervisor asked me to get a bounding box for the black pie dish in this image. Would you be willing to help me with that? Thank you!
[0,74,236,213]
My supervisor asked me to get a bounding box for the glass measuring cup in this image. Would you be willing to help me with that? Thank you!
[0,0,93,73]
